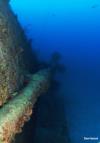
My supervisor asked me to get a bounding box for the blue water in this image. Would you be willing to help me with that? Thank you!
[10,0,100,143]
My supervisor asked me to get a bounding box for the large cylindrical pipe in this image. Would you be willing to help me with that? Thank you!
[0,69,51,143]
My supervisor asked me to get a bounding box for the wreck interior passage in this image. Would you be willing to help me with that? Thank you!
[0,0,100,143]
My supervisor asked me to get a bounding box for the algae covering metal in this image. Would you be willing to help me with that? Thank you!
[0,69,50,143]
[0,0,27,106]
[0,1,51,143]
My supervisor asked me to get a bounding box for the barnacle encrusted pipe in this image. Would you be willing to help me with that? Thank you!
[0,69,50,143]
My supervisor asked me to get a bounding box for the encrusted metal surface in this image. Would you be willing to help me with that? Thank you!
[0,69,50,143]
[0,1,26,106]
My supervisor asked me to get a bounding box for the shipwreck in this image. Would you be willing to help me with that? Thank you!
[0,0,51,143]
